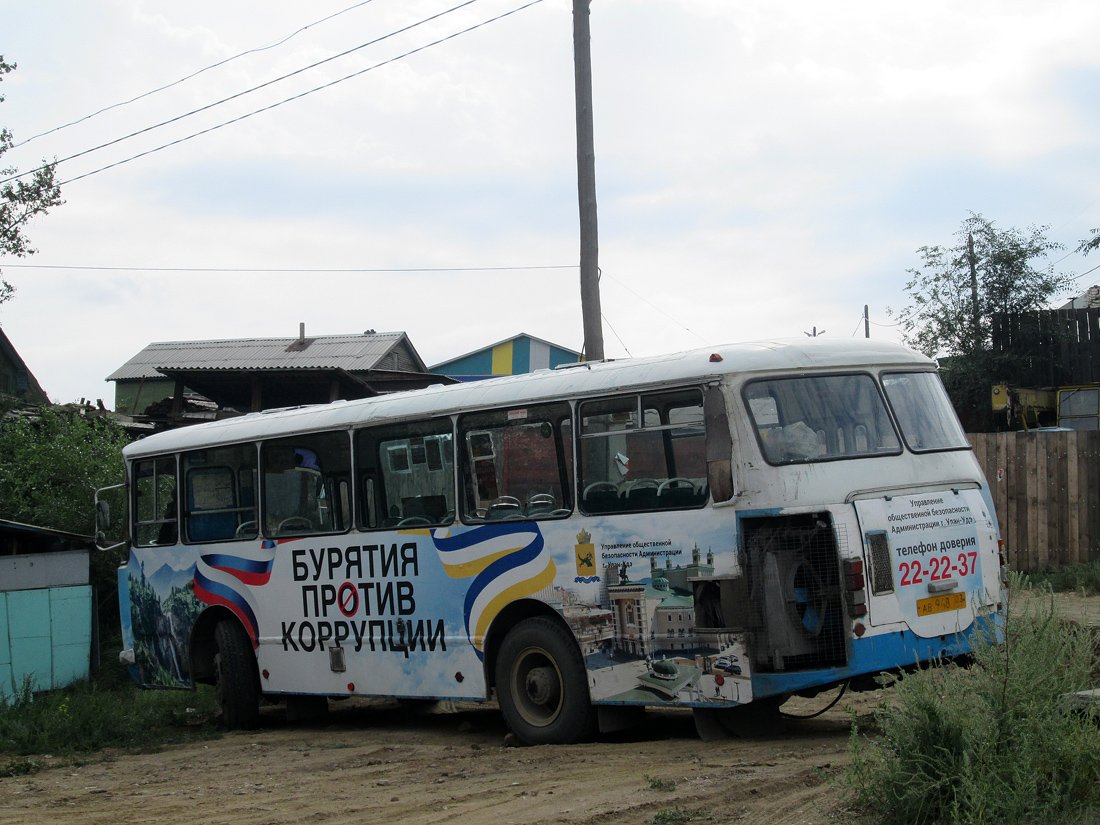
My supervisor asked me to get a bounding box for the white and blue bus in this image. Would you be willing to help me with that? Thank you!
[108,338,1003,744]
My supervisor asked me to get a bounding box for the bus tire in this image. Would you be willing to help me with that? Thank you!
[214,619,260,730]
[495,617,595,745]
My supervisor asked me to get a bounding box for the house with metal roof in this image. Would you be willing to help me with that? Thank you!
[107,326,447,418]
[429,333,581,382]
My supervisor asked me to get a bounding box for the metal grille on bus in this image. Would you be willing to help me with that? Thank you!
[741,513,848,672]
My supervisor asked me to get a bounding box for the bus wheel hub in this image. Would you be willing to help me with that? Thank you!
[525,666,558,705]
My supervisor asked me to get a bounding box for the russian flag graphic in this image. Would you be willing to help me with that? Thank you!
[194,543,279,647]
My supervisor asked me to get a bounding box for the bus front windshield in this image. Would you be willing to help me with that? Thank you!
[881,371,970,452]
[745,374,901,464]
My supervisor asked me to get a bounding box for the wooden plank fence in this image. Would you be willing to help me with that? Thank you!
[992,308,1100,386]
[968,430,1100,571]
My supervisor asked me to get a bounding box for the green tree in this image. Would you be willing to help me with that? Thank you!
[0,404,131,612]
[1,56,64,305]
[892,213,1074,430]
[0,404,130,534]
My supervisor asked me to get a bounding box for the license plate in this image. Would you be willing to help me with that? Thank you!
[916,592,966,616]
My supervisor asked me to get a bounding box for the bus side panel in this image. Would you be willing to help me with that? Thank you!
[247,514,753,705]
[251,524,553,701]
[543,510,757,708]
[120,547,200,689]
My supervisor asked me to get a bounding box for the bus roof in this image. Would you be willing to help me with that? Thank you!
[122,338,932,459]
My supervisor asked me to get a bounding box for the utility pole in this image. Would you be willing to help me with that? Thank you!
[574,0,604,361]
[864,304,870,338]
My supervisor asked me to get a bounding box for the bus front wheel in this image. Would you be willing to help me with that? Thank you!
[214,619,260,730]
[495,617,595,745]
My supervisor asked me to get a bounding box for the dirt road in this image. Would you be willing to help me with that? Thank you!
[3,592,1096,825]
[1,692,867,825]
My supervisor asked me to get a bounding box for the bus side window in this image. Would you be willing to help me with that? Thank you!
[261,431,351,538]
[458,403,572,522]
[133,456,178,546]
[181,443,258,543]
[579,389,708,514]
[356,419,456,530]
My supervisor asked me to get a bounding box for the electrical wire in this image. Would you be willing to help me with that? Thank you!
[601,312,633,357]
[1,0,499,187]
[1071,261,1100,282]
[600,271,710,346]
[10,0,380,149]
[0,262,574,273]
[50,0,545,187]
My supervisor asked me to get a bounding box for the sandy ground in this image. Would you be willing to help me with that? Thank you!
[3,592,1097,825]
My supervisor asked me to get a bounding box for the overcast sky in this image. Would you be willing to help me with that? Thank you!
[2,0,1099,405]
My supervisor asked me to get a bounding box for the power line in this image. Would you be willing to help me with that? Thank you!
[601,313,632,357]
[600,271,710,346]
[11,0,380,149]
[1,0,493,187]
[1072,261,1100,281]
[0,262,574,274]
[53,0,546,187]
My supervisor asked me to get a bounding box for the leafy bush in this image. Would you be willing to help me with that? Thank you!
[845,594,1100,824]
[0,402,132,641]
[0,670,220,760]
[1024,562,1100,597]
[0,403,130,536]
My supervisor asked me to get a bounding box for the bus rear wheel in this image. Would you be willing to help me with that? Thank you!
[214,619,260,730]
[495,617,595,745]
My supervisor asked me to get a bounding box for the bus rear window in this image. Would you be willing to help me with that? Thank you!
[745,374,901,464]
[881,371,970,452]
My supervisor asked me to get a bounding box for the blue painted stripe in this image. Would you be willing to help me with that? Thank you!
[751,614,1002,697]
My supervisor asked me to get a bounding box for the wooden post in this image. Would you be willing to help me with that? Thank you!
[170,379,185,419]
[574,0,604,361]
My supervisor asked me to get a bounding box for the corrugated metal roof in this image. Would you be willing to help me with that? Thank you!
[107,332,415,381]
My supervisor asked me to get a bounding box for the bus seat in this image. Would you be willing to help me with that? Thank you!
[657,478,699,509]
[188,512,237,542]
[186,467,237,542]
[525,493,557,517]
[582,482,621,514]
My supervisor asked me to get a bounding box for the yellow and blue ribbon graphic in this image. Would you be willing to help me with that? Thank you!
[433,522,556,660]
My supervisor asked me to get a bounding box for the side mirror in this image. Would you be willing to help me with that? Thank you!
[94,483,127,552]
[96,499,110,532]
